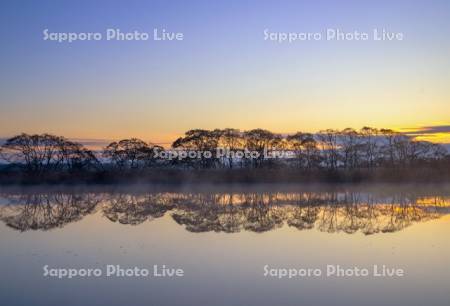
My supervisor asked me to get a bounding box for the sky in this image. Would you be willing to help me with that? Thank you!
[0,0,449,144]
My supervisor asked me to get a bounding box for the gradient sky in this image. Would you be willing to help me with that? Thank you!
[0,0,449,144]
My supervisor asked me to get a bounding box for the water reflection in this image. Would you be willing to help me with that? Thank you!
[0,193,101,231]
[0,188,449,234]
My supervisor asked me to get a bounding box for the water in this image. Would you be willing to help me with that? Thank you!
[0,184,449,306]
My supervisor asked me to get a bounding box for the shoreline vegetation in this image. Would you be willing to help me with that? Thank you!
[0,127,449,185]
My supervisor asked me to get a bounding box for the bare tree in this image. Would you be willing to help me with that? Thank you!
[218,128,243,168]
[360,127,380,168]
[1,133,98,174]
[379,129,399,166]
[317,129,340,170]
[103,138,157,169]
[172,129,220,168]
[287,132,320,169]
[243,129,282,168]
[339,128,362,169]
[58,140,100,172]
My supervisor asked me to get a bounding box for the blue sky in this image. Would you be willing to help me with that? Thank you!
[0,0,449,142]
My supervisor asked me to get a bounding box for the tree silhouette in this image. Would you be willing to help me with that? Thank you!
[103,138,162,169]
[0,128,448,177]
[287,132,320,169]
[243,129,282,168]
[1,133,98,174]
[172,129,220,168]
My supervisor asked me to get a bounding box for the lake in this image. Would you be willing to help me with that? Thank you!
[0,184,449,306]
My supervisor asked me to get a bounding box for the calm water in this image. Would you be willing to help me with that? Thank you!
[0,184,449,306]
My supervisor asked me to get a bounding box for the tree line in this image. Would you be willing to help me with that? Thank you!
[0,127,448,175]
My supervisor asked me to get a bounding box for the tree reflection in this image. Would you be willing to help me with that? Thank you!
[0,190,447,234]
[102,194,175,225]
[0,193,100,231]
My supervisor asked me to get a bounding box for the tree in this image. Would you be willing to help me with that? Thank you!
[339,128,362,169]
[287,132,320,169]
[172,129,220,168]
[429,143,447,161]
[360,127,380,168]
[58,140,100,172]
[243,129,282,168]
[103,138,158,169]
[1,133,98,174]
[317,129,340,170]
[217,128,243,169]
[379,129,399,166]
